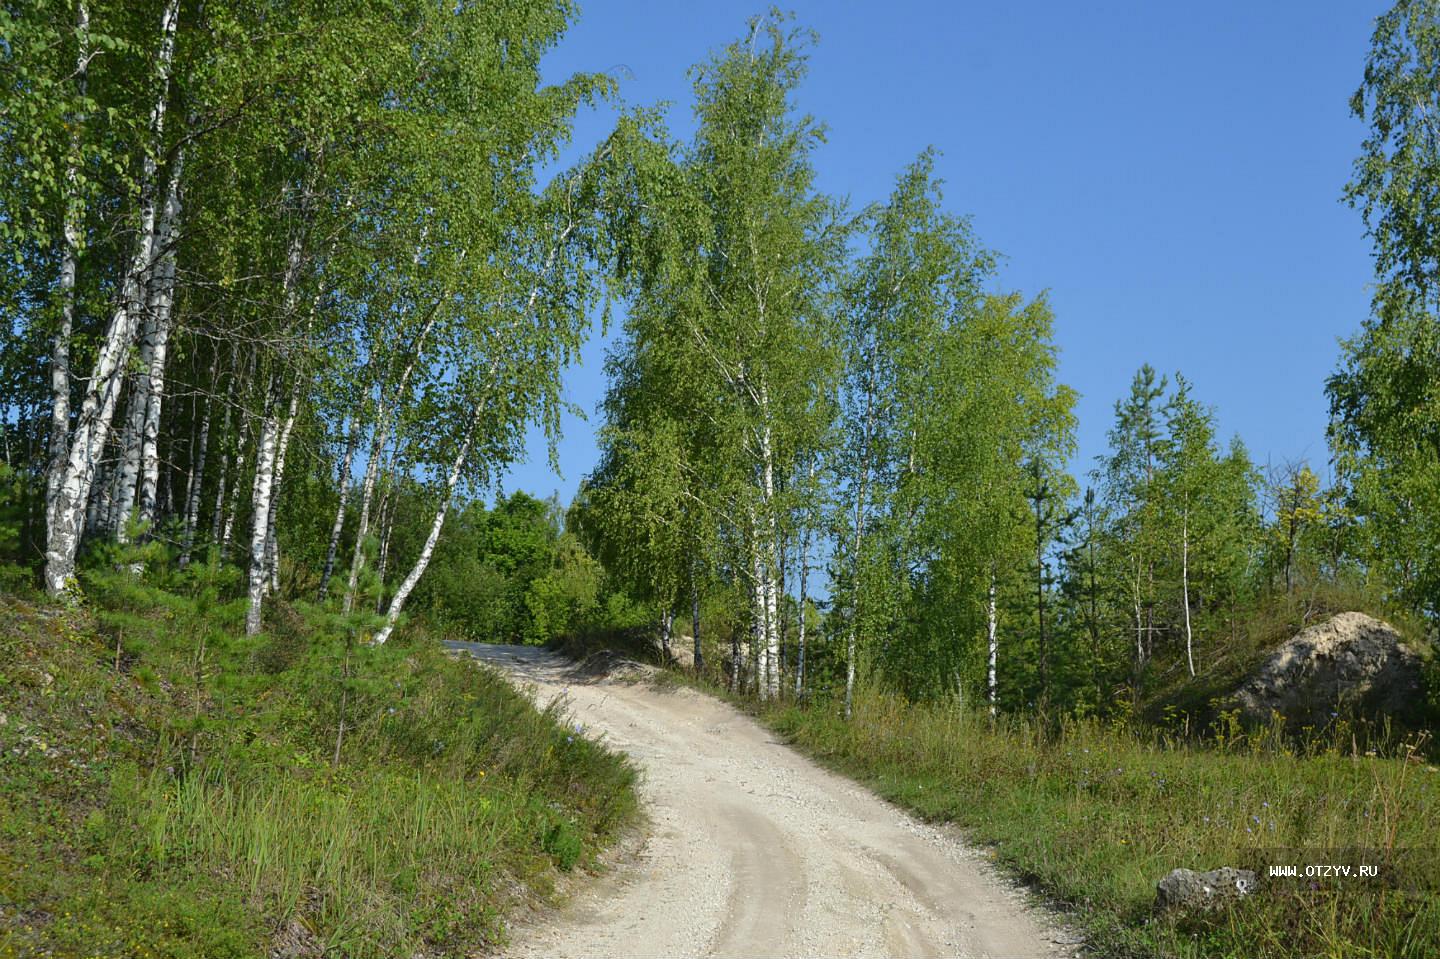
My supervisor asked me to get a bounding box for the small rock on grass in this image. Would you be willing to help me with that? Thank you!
[1155,867,1257,912]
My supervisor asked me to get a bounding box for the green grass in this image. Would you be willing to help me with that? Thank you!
[0,560,637,958]
[763,686,1440,958]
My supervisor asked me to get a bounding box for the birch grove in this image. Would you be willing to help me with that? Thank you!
[1,2,1326,733]
[3,0,616,645]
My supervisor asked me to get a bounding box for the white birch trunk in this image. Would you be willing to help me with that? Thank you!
[795,520,809,698]
[342,416,383,613]
[660,607,673,661]
[220,440,245,555]
[843,630,858,718]
[344,304,442,612]
[136,146,185,527]
[84,454,109,537]
[370,228,566,643]
[44,0,179,597]
[246,215,305,628]
[262,389,299,595]
[110,378,146,539]
[749,534,766,695]
[987,572,999,717]
[210,448,228,547]
[1182,503,1195,677]
[318,419,357,600]
[691,563,703,675]
[844,359,877,721]
[46,0,89,536]
[221,398,252,556]
[244,379,282,635]
[373,451,402,612]
[762,559,780,698]
[758,417,780,701]
[372,424,476,646]
[179,387,210,566]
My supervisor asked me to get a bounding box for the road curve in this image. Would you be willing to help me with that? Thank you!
[448,643,1077,959]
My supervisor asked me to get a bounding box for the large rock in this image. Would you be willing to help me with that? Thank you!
[1156,867,1257,912]
[1232,612,1425,728]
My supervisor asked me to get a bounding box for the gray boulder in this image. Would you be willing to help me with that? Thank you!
[1231,612,1425,728]
[1155,867,1257,912]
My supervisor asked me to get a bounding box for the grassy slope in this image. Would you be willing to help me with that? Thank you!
[765,688,1440,959]
[0,567,636,958]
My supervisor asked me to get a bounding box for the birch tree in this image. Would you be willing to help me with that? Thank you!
[593,17,843,699]
[835,150,993,715]
[42,0,180,597]
[1332,0,1440,617]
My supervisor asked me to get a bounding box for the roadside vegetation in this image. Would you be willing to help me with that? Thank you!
[0,552,636,958]
[767,690,1439,959]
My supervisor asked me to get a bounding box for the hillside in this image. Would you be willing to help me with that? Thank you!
[0,572,636,958]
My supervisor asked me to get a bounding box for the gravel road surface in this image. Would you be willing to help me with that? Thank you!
[448,642,1079,959]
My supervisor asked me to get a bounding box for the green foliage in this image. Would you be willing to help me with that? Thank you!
[0,568,636,957]
[0,462,37,570]
[1332,0,1440,619]
[413,492,557,642]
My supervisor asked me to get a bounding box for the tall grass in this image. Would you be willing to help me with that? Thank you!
[111,763,521,951]
[0,565,637,958]
[768,686,1440,959]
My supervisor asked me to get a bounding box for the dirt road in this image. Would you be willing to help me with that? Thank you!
[449,643,1077,959]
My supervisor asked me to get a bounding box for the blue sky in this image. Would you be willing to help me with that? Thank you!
[503,0,1385,504]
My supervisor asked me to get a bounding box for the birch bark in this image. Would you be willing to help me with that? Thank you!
[795,519,809,698]
[220,408,249,555]
[370,226,566,642]
[44,0,180,597]
[371,418,478,645]
[844,364,875,721]
[137,147,186,528]
[986,572,998,717]
[178,385,210,566]
[246,217,306,630]
[244,378,281,635]
[110,378,146,538]
[691,563,703,674]
[342,417,383,612]
[262,389,299,595]
[317,419,357,599]
[373,449,403,611]
[749,525,766,695]
[343,306,441,612]
[1182,501,1195,677]
[46,0,89,537]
